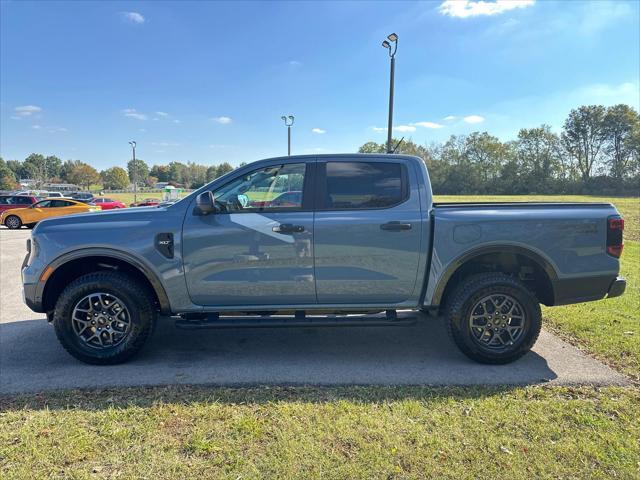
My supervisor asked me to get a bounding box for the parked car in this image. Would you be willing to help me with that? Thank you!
[0,194,38,213]
[22,154,626,365]
[1,198,101,229]
[130,198,160,207]
[250,190,302,208]
[70,192,95,203]
[43,192,65,198]
[90,198,126,210]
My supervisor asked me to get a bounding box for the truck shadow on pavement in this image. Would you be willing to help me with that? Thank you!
[0,315,569,396]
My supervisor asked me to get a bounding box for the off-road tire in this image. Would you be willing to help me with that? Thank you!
[4,215,22,229]
[446,273,541,364]
[53,271,157,364]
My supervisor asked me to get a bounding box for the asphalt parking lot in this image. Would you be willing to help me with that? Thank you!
[0,228,630,394]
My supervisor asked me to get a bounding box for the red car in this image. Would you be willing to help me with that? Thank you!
[130,198,160,207]
[90,198,126,210]
[0,195,38,213]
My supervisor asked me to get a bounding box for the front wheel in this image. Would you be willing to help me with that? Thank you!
[53,271,157,364]
[446,273,541,364]
[4,215,22,229]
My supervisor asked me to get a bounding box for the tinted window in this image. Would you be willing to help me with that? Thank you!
[50,200,73,207]
[15,196,34,205]
[0,196,11,205]
[35,200,52,208]
[323,162,405,210]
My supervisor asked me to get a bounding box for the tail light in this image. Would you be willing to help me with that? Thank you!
[606,216,624,258]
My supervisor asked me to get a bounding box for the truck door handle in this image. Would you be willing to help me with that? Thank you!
[273,223,305,234]
[380,221,412,231]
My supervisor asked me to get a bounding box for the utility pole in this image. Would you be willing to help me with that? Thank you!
[281,115,294,155]
[129,141,137,203]
[382,33,398,154]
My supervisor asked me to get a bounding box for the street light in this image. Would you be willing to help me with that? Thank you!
[382,32,398,153]
[128,141,137,203]
[281,115,295,156]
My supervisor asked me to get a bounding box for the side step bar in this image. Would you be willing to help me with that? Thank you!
[175,310,418,330]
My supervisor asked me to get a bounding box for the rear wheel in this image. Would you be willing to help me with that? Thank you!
[4,215,22,229]
[53,271,157,364]
[446,273,541,364]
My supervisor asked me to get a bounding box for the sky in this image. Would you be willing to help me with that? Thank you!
[1,0,639,170]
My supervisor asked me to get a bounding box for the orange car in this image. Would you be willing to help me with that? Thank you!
[0,198,101,229]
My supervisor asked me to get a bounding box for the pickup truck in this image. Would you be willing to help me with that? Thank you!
[21,154,626,365]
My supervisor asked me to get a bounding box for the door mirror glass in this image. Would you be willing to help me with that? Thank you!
[195,191,216,215]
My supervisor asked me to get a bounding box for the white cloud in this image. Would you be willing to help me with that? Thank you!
[439,0,535,18]
[395,125,417,132]
[123,108,147,120]
[31,125,42,129]
[173,119,181,124]
[48,127,68,133]
[212,116,232,124]
[122,12,145,24]
[139,128,147,132]
[444,115,457,121]
[10,116,21,120]
[412,121,444,129]
[463,115,485,124]
[289,60,302,67]
[155,111,169,117]
[15,105,42,117]
[311,128,326,134]
[152,142,180,147]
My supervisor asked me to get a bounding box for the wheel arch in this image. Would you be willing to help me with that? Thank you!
[432,244,559,307]
[41,248,171,315]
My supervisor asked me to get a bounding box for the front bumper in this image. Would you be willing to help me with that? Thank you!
[23,282,44,312]
[607,276,626,299]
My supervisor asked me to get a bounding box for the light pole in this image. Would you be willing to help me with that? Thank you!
[128,141,137,203]
[382,33,398,154]
[281,115,294,156]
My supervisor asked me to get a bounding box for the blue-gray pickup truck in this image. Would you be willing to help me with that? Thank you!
[21,154,626,365]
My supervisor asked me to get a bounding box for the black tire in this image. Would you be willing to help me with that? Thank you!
[4,215,22,229]
[53,271,157,365]
[446,273,541,364]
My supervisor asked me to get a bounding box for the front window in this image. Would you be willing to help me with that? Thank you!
[34,200,52,208]
[213,163,306,212]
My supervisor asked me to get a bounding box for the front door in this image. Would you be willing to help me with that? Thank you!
[313,159,422,304]
[182,161,316,307]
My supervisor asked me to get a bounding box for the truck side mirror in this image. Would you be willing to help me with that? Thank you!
[195,191,216,215]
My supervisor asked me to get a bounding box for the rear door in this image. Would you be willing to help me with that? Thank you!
[182,160,316,307]
[313,158,422,304]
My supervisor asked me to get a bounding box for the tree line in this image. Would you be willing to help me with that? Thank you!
[2,103,638,195]
[0,154,239,191]
[360,104,639,195]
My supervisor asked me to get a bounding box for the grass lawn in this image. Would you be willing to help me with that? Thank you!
[1,195,638,478]
[1,385,639,479]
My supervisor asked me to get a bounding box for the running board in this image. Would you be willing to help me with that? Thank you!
[175,310,417,330]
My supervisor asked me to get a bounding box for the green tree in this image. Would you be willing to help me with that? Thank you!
[0,158,18,190]
[168,161,188,184]
[150,164,170,182]
[515,125,566,192]
[68,163,100,190]
[215,162,234,178]
[603,104,640,178]
[562,105,607,181]
[127,158,149,185]
[60,160,84,183]
[100,166,130,190]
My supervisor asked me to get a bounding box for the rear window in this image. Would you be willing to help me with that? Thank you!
[322,161,406,210]
[15,196,34,205]
[0,196,11,205]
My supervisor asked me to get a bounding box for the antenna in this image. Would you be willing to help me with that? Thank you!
[392,137,404,153]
